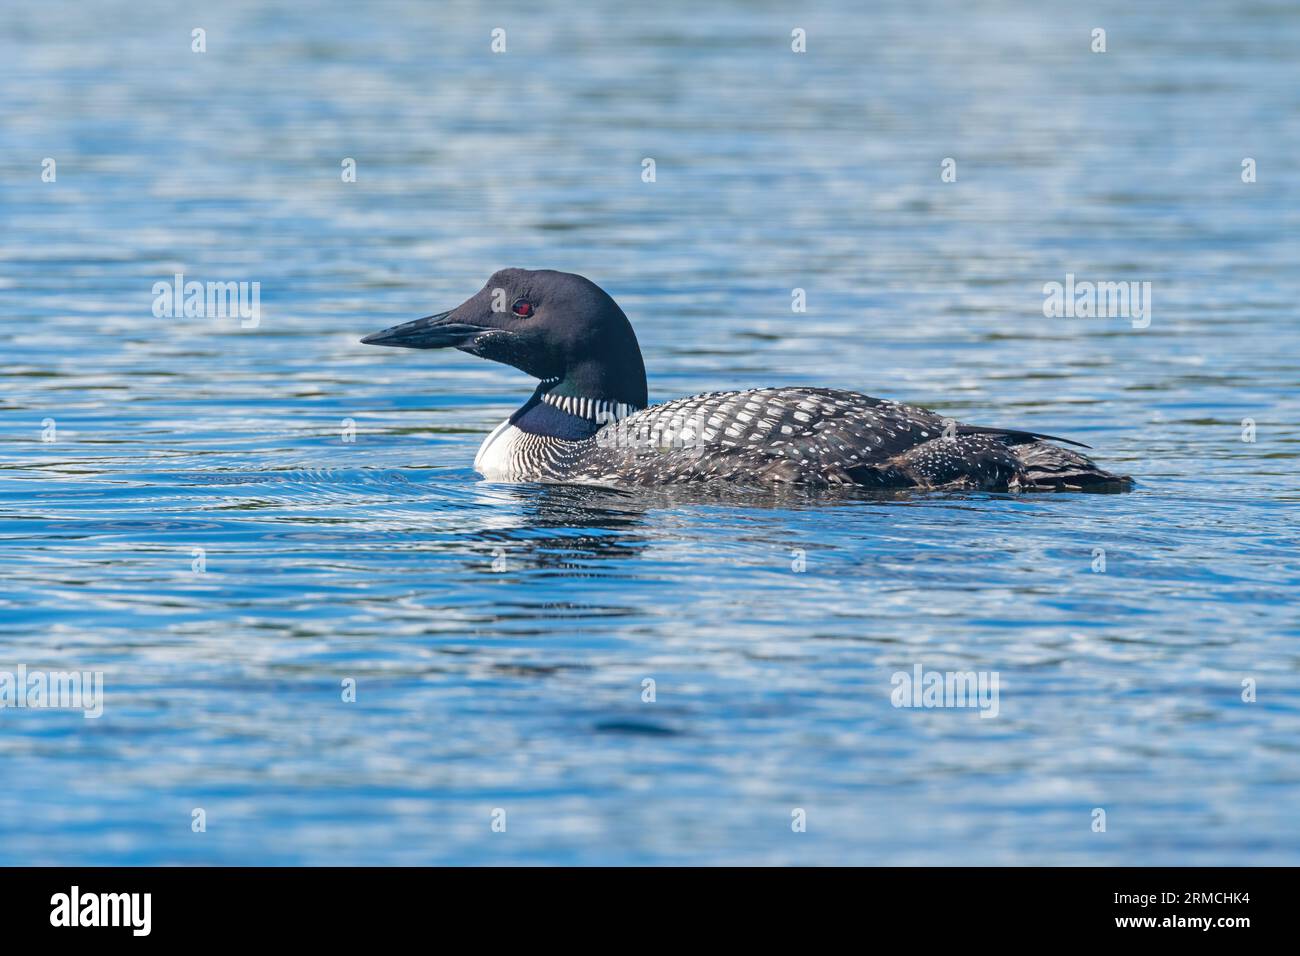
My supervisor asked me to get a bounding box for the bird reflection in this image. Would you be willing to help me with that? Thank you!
[466,482,652,574]
[463,479,909,576]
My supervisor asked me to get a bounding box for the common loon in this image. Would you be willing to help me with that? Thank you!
[362,269,1131,491]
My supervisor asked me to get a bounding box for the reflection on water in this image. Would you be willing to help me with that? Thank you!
[1,0,1299,864]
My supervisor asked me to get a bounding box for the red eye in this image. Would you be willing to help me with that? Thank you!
[511,299,533,317]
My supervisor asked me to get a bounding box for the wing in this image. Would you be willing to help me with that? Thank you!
[572,387,968,486]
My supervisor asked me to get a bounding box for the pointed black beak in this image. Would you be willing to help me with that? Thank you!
[360,311,491,349]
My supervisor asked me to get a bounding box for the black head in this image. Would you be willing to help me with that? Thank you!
[362,268,648,408]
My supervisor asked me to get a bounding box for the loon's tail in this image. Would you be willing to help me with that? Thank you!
[1012,441,1133,492]
[840,432,1131,493]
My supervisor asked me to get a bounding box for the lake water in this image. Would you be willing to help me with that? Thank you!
[1,0,1297,865]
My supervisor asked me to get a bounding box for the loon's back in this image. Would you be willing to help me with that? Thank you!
[480,387,1131,491]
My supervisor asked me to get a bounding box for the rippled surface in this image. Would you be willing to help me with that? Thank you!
[2,0,1298,864]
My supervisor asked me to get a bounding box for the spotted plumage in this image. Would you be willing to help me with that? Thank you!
[363,269,1132,492]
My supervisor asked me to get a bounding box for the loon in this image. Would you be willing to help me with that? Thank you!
[362,269,1131,492]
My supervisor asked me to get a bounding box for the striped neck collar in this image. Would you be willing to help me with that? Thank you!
[510,382,643,441]
[540,390,640,423]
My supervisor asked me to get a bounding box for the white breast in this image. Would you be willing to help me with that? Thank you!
[473,418,525,481]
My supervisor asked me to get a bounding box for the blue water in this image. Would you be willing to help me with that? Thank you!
[2,0,1298,865]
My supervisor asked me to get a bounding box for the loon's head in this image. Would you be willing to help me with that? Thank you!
[361,268,648,408]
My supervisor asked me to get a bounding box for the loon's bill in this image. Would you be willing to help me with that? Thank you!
[361,268,1132,492]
